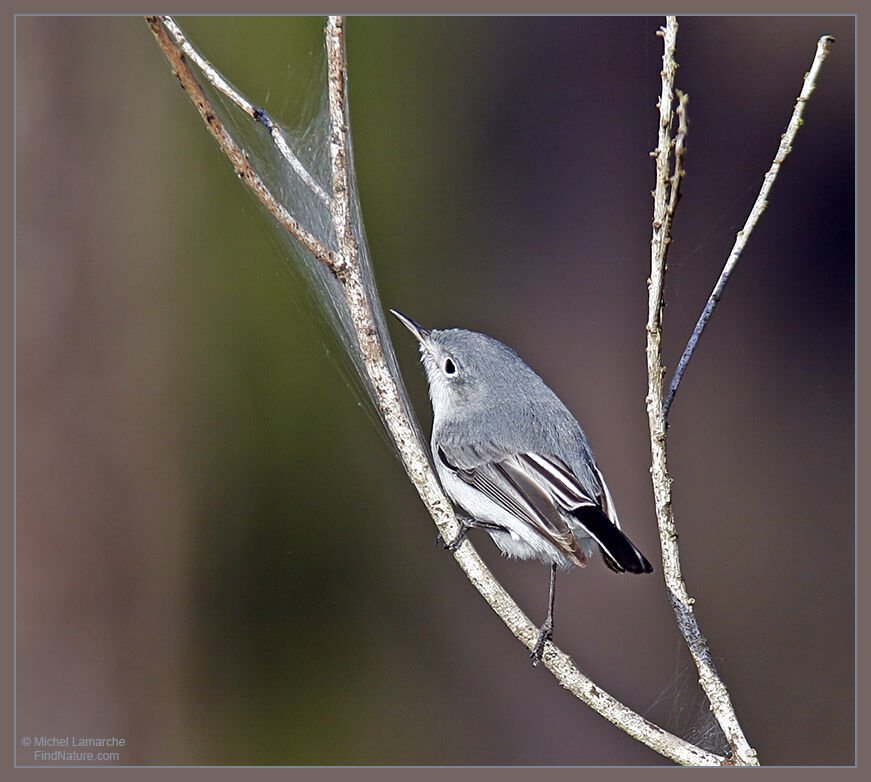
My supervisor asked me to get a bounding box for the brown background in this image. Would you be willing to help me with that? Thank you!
[15,15,854,766]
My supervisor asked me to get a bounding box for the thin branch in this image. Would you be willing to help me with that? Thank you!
[325,18,355,278]
[146,16,333,264]
[148,15,730,765]
[646,17,758,767]
[159,15,331,208]
[663,34,836,421]
[667,91,689,219]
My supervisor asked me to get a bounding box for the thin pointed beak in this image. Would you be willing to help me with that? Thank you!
[389,309,430,345]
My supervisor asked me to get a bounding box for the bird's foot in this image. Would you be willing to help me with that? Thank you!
[434,517,471,551]
[530,620,553,667]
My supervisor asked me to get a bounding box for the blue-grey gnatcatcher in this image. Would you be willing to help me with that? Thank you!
[391,310,653,664]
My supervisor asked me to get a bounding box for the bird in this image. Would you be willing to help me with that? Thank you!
[391,309,653,664]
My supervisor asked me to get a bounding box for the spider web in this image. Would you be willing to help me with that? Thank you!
[173,16,423,451]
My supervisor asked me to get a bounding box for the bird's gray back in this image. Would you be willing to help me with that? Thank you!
[430,329,603,496]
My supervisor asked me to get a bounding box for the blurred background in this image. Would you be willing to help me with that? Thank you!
[15,15,854,766]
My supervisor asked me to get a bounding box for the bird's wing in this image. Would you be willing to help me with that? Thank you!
[438,444,652,574]
[516,453,651,573]
[512,452,605,514]
[436,443,587,565]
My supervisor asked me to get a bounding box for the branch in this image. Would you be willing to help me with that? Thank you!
[146,16,333,264]
[147,15,729,766]
[663,34,836,421]
[158,16,331,209]
[646,17,758,767]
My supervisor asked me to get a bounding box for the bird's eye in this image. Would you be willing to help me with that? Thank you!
[444,358,456,375]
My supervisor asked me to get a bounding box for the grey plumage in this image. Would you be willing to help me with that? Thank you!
[391,310,653,663]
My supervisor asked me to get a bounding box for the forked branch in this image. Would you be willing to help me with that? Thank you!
[645,27,833,766]
[663,34,836,421]
[646,17,759,767]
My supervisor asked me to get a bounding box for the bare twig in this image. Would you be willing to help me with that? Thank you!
[148,14,732,765]
[146,16,333,264]
[159,15,331,208]
[668,91,689,218]
[663,34,836,421]
[646,17,758,767]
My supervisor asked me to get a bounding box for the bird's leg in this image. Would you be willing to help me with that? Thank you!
[434,512,503,551]
[530,563,558,666]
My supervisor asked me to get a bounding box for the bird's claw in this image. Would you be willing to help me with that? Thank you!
[530,623,553,667]
[434,522,469,551]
